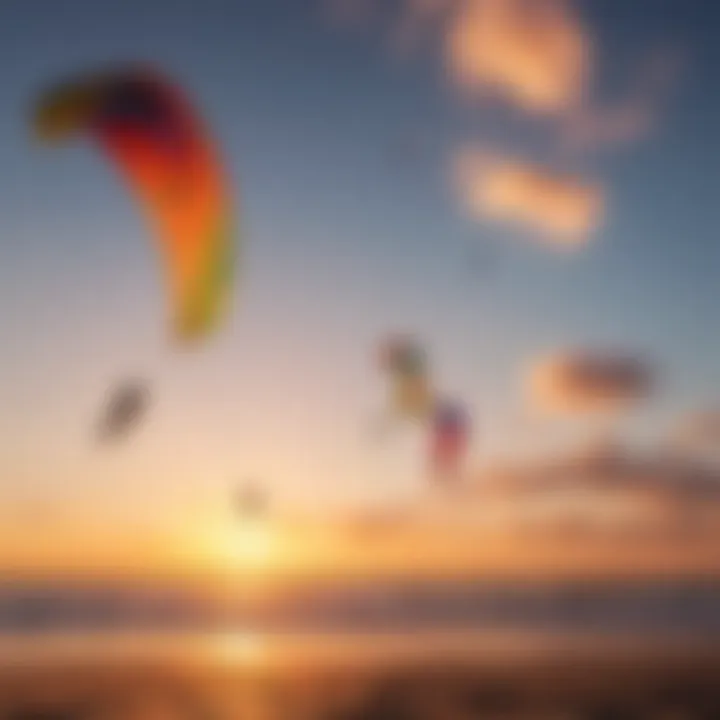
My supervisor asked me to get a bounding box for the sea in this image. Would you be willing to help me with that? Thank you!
[1,576,719,718]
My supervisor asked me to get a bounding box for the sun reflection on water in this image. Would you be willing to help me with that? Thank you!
[207,631,268,667]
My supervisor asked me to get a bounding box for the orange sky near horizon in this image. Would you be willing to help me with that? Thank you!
[4,509,720,584]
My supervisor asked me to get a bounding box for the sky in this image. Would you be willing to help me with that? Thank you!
[1,0,719,569]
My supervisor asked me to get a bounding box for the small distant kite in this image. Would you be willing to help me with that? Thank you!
[429,399,471,481]
[374,336,474,485]
[236,483,268,519]
[378,334,435,422]
[33,64,237,344]
[96,380,151,443]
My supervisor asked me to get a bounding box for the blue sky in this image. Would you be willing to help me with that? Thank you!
[1,0,719,541]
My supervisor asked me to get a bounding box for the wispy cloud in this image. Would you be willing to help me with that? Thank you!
[324,0,591,117]
[395,1,680,144]
[323,0,682,248]
[526,350,654,415]
[465,443,720,542]
[453,147,603,245]
[562,48,684,155]
[671,410,720,452]
[325,0,680,141]
[335,444,720,546]
[444,0,590,114]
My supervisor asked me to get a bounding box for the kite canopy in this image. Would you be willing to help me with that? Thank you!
[33,65,236,343]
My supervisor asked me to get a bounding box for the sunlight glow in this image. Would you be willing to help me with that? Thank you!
[195,519,280,572]
[208,631,267,667]
[233,523,276,567]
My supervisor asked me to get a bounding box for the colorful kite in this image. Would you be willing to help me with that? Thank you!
[379,334,434,421]
[429,399,470,480]
[375,337,473,483]
[33,65,236,343]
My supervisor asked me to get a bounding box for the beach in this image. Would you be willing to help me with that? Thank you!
[1,628,719,719]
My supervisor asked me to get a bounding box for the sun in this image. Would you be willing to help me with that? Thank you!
[192,518,279,571]
[231,522,276,567]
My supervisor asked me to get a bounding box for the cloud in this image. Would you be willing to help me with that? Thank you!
[394,0,679,158]
[563,104,653,156]
[362,439,720,544]
[440,0,590,114]
[323,0,679,246]
[453,148,603,245]
[672,410,720,451]
[325,0,678,150]
[325,0,590,115]
[344,507,409,541]
[526,351,654,415]
[418,1,677,145]
[468,444,720,540]
[562,48,684,155]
